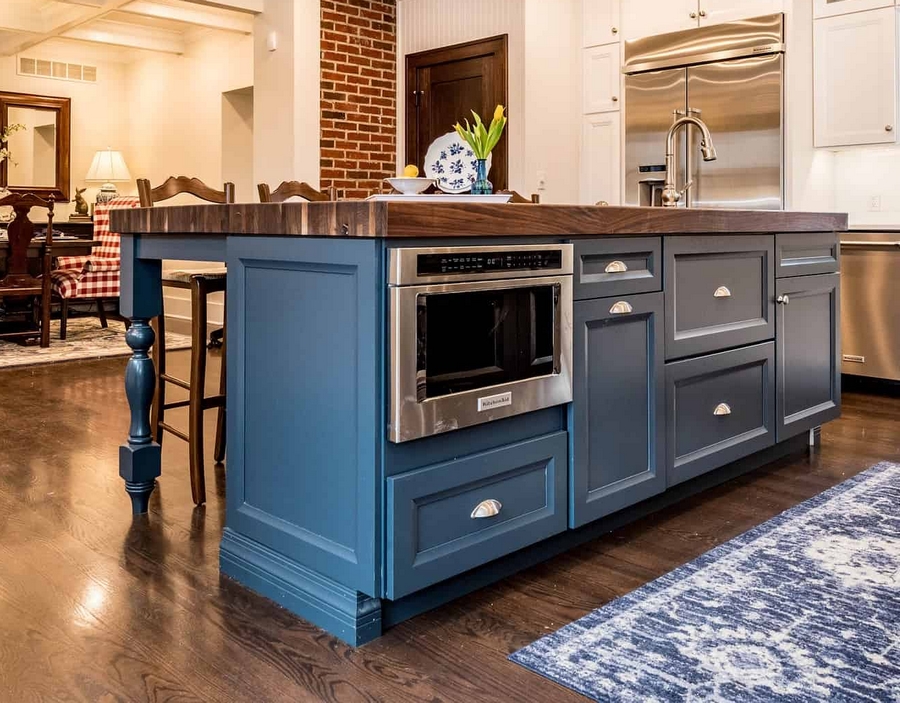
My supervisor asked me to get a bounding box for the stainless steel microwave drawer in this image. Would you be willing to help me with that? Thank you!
[573,237,661,300]
[385,431,567,600]
[666,342,776,487]
[665,235,775,359]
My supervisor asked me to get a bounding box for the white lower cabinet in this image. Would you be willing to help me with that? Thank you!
[814,7,898,147]
[581,112,621,205]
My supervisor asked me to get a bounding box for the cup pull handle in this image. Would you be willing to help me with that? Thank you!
[714,286,732,298]
[471,499,502,519]
[605,260,628,273]
[609,301,633,315]
[714,402,732,416]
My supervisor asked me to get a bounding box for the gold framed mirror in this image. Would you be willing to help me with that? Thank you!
[0,91,71,201]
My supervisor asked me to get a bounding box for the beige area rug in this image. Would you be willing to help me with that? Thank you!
[0,318,191,369]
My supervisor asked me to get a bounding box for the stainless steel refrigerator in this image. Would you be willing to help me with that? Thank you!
[623,14,784,210]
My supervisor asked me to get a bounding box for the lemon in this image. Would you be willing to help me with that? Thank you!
[403,164,419,178]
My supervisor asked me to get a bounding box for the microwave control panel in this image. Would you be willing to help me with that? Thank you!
[417,249,563,276]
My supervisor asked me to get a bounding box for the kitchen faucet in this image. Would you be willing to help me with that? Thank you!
[661,115,718,208]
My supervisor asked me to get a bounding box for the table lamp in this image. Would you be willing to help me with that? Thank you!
[85,147,131,205]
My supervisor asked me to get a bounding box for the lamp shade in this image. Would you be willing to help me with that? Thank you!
[85,148,131,182]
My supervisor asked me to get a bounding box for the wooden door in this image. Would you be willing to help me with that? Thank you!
[814,8,897,147]
[570,292,666,527]
[406,35,508,190]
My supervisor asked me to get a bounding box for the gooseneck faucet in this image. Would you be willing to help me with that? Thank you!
[661,115,718,208]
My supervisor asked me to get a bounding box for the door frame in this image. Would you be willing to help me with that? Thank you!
[405,34,509,189]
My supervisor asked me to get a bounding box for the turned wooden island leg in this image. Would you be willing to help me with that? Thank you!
[119,234,163,514]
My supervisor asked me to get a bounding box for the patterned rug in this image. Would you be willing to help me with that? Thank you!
[511,462,900,702]
[0,317,190,369]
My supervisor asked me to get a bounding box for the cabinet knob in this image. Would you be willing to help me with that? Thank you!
[611,95,619,102]
[887,125,894,132]
[699,9,707,17]
[777,294,790,305]
[605,260,628,273]
[611,26,618,34]
[609,300,633,315]
[713,285,732,298]
[690,11,697,18]
[713,402,732,416]
[471,499,502,519]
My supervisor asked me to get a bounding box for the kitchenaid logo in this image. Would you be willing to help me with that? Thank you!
[478,392,512,412]
[752,45,773,53]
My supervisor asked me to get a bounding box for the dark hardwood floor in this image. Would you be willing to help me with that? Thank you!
[0,351,897,702]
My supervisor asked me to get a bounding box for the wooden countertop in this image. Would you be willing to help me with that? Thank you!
[110,202,848,238]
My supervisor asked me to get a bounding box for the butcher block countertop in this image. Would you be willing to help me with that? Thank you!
[110,202,848,238]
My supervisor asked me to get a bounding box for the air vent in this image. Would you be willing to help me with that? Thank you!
[18,56,97,83]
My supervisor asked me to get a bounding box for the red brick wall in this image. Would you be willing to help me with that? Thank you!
[320,0,397,199]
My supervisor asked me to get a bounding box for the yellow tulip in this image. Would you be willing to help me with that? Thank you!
[493,105,505,122]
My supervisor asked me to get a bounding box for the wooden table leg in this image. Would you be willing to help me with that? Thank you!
[118,235,162,514]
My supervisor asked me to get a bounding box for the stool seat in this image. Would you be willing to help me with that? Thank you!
[163,268,228,284]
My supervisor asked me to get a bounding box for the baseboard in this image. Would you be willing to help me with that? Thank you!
[219,528,382,646]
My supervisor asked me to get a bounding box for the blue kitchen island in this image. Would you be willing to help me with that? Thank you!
[112,201,847,645]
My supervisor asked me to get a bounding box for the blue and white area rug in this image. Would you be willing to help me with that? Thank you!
[511,462,900,702]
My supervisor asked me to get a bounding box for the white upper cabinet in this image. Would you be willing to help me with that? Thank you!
[583,0,621,47]
[814,7,897,147]
[814,0,895,20]
[622,0,697,40]
[581,113,621,205]
[583,44,621,113]
[700,0,785,26]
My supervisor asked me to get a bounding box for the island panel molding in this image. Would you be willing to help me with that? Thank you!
[110,202,849,238]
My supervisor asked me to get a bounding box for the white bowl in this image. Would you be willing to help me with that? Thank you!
[385,177,435,195]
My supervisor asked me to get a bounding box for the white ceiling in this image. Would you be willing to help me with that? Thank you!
[0,0,259,62]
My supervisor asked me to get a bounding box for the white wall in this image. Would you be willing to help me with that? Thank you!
[222,87,254,202]
[0,47,129,219]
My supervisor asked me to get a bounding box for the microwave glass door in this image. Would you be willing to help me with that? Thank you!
[416,283,558,400]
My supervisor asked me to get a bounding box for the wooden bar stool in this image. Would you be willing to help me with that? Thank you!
[257,180,337,203]
[138,176,234,505]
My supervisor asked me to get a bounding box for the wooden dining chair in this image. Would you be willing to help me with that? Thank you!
[500,190,541,204]
[257,181,337,203]
[138,176,234,505]
[0,192,54,347]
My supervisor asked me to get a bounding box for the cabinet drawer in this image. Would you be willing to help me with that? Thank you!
[665,235,775,359]
[386,432,567,599]
[666,343,776,486]
[573,237,661,300]
[775,232,840,278]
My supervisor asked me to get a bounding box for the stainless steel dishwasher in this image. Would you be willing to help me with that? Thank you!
[840,232,900,381]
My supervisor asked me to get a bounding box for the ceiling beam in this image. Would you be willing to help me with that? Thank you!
[63,18,184,53]
[176,0,262,14]
[119,0,253,33]
[0,0,134,56]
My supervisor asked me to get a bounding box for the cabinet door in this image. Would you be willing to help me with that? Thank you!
[622,0,698,40]
[570,293,665,527]
[584,0,621,47]
[815,8,897,147]
[814,0,894,19]
[583,45,621,114]
[699,0,784,26]
[581,112,621,205]
[776,273,841,441]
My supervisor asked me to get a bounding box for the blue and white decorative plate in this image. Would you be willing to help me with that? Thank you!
[424,131,493,194]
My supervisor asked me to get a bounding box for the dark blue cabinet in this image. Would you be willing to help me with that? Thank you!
[776,273,841,440]
[570,293,666,527]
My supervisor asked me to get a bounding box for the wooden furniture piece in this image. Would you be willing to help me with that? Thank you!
[54,220,94,239]
[50,196,140,339]
[0,92,71,201]
[0,192,54,347]
[500,190,541,204]
[257,181,337,203]
[138,176,233,506]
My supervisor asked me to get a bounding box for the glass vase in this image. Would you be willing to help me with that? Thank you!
[471,158,493,195]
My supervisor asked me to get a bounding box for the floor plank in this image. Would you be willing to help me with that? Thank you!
[0,348,897,702]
